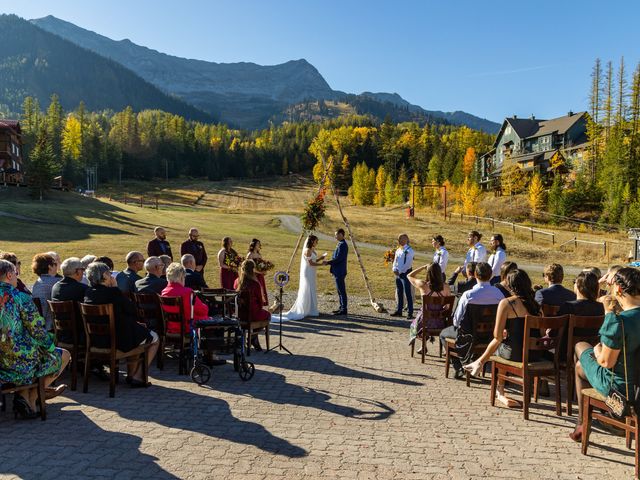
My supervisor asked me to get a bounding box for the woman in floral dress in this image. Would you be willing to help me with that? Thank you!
[0,260,70,418]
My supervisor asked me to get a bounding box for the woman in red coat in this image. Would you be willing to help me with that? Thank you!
[234,259,270,351]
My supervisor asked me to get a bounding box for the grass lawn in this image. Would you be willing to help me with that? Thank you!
[0,179,632,303]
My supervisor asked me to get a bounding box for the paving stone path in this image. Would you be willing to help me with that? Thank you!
[0,295,634,479]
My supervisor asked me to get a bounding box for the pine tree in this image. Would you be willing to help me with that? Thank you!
[393,165,409,203]
[587,58,602,183]
[27,128,56,201]
[548,175,565,218]
[528,173,546,215]
[616,57,628,126]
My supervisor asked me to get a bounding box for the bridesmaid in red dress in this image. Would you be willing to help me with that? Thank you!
[246,238,268,306]
[217,237,238,290]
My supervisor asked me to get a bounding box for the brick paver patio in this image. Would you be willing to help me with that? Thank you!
[0,297,634,479]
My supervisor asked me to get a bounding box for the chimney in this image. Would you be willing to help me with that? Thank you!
[568,110,574,116]
[530,114,535,120]
[513,114,517,119]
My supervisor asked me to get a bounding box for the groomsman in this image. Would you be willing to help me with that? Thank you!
[181,228,208,273]
[456,230,487,277]
[324,228,349,315]
[147,227,173,260]
[390,233,415,319]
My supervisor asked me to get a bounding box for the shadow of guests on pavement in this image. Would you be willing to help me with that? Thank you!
[74,384,307,458]
[0,407,180,479]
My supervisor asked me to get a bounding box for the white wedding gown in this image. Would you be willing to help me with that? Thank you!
[273,250,318,321]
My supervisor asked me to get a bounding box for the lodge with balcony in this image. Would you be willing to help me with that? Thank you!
[478,111,589,190]
[0,119,24,185]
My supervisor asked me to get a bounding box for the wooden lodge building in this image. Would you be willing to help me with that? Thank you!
[478,111,589,190]
[0,119,24,185]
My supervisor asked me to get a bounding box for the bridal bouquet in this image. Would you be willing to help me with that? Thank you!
[255,259,275,273]
[225,253,244,271]
[301,188,327,232]
[383,248,396,266]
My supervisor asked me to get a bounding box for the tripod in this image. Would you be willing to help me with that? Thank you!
[267,285,292,355]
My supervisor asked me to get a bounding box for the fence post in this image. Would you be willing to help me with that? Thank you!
[124,193,127,205]
[461,213,463,223]
[491,217,495,229]
[108,194,112,201]
[155,195,159,210]
[512,222,516,234]
[140,196,143,208]
[475,215,479,224]
[574,237,577,249]
[603,242,607,258]
[530,227,534,241]
[552,233,555,245]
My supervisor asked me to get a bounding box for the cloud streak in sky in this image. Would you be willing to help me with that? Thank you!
[467,64,556,78]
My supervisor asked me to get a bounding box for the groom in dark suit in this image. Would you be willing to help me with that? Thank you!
[324,228,348,315]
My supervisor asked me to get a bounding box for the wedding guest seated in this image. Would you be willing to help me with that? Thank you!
[135,256,168,294]
[159,255,172,279]
[570,267,640,441]
[84,262,159,387]
[407,262,451,356]
[51,257,88,342]
[46,251,63,278]
[80,255,98,285]
[464,269,542,407]
[440,262,504,379]
[234,259,270,351]
[558,271,605,317]
[181,254,208,290]
[494,261,518,297]
[161,263,225,365]
[599,265,624,302]
[447,262,477,295]
[0,260,70,419]
[31,253,59,330]
[0,251,31,295]
[535,263,576,307]
[96,256,118,279]
[116,251,144,293]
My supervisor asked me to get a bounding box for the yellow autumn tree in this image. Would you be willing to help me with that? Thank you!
[455,177,481,215]
[528,173,546,214]
[462,147,476,178]
[374,165,387,206]
[61,115,82,160]
[501,164,527,196]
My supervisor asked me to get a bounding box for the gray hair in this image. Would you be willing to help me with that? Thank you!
[154,226,165,234]
[166,263,186,283]
[159,255,172,267]
[125,251,144,265]
[81,255,98,268]
[86,262,111,287]
[0,259,16,280]
[46,251,61,262]
[61,257,84,277]
[181,254,195,267]
[144,256,162,272]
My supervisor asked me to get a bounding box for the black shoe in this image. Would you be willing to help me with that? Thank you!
[332,310,347,316]
[538,379,550,397]
[407,314,414,320]
[251,338,263,351]
[390,311,403,317]
[332,309,342,314]
[454,369,465,380]
[92,366,110,381]
[13,396,37,420]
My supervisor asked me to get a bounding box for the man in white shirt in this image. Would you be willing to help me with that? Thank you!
[460,230,487,273]
[439,262,504,378]
[390,233,415,319]
[487,234,507,285]
[431,235,448,278]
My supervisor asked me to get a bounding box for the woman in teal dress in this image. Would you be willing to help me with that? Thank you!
[570,267,640,441]
[0,260,70,419]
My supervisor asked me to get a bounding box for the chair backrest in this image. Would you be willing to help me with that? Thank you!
[47,300,79,347]
[79,303,116,351]
[566,314,605,366]
[133,293,163,332]
[236,289,252,322]
[202,288,228,295]
[32,297,44,316]
[421,294,455,321]
[522,314,568,365]
[466,303,498,343]
[541,304,561,317]
[158,295,186,336]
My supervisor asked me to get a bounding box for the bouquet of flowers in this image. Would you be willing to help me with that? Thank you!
[225,253,244,271]
[301,188,327,232]
[255,259,275,273]
[383,248,396,266]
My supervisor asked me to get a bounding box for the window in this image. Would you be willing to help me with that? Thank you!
[505,126,512,135]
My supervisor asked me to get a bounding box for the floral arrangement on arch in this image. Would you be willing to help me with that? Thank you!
[301,188,327,232]
[383,247,396,266]
[255,259,275,273]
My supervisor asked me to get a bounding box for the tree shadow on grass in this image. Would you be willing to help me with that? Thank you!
[71,383,306,458]
[0,407,180,479]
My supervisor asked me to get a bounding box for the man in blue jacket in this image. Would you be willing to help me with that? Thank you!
[324,228,348,315]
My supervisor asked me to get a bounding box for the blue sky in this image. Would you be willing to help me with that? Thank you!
[4,0,640,122]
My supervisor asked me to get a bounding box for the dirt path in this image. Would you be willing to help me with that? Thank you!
[277,214,584,276]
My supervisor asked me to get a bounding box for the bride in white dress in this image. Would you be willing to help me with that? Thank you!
[275,235,326,321]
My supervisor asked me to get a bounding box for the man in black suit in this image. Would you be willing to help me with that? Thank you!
[135,256,168,294]
[181,254,208,290]
[51,257,88,343]
[535,263,576,307]
[116,251,144,293]
[180,228,208,273]
[323,228,349,315]
[147,227,173,260]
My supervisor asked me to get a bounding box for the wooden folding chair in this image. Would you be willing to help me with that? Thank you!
[564,314,604,416]
[444,303,498,386]
[581,388,639,479]
[236,289,270,356]
[490,314,567,420]
[541,304,561,317]
[32,297,44,316]
[48,300,83,391]
[133,293,164,369]
[80,303,150,397]
[411,294,455,363]
[158,295,190,374]
[1,377,46,420]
